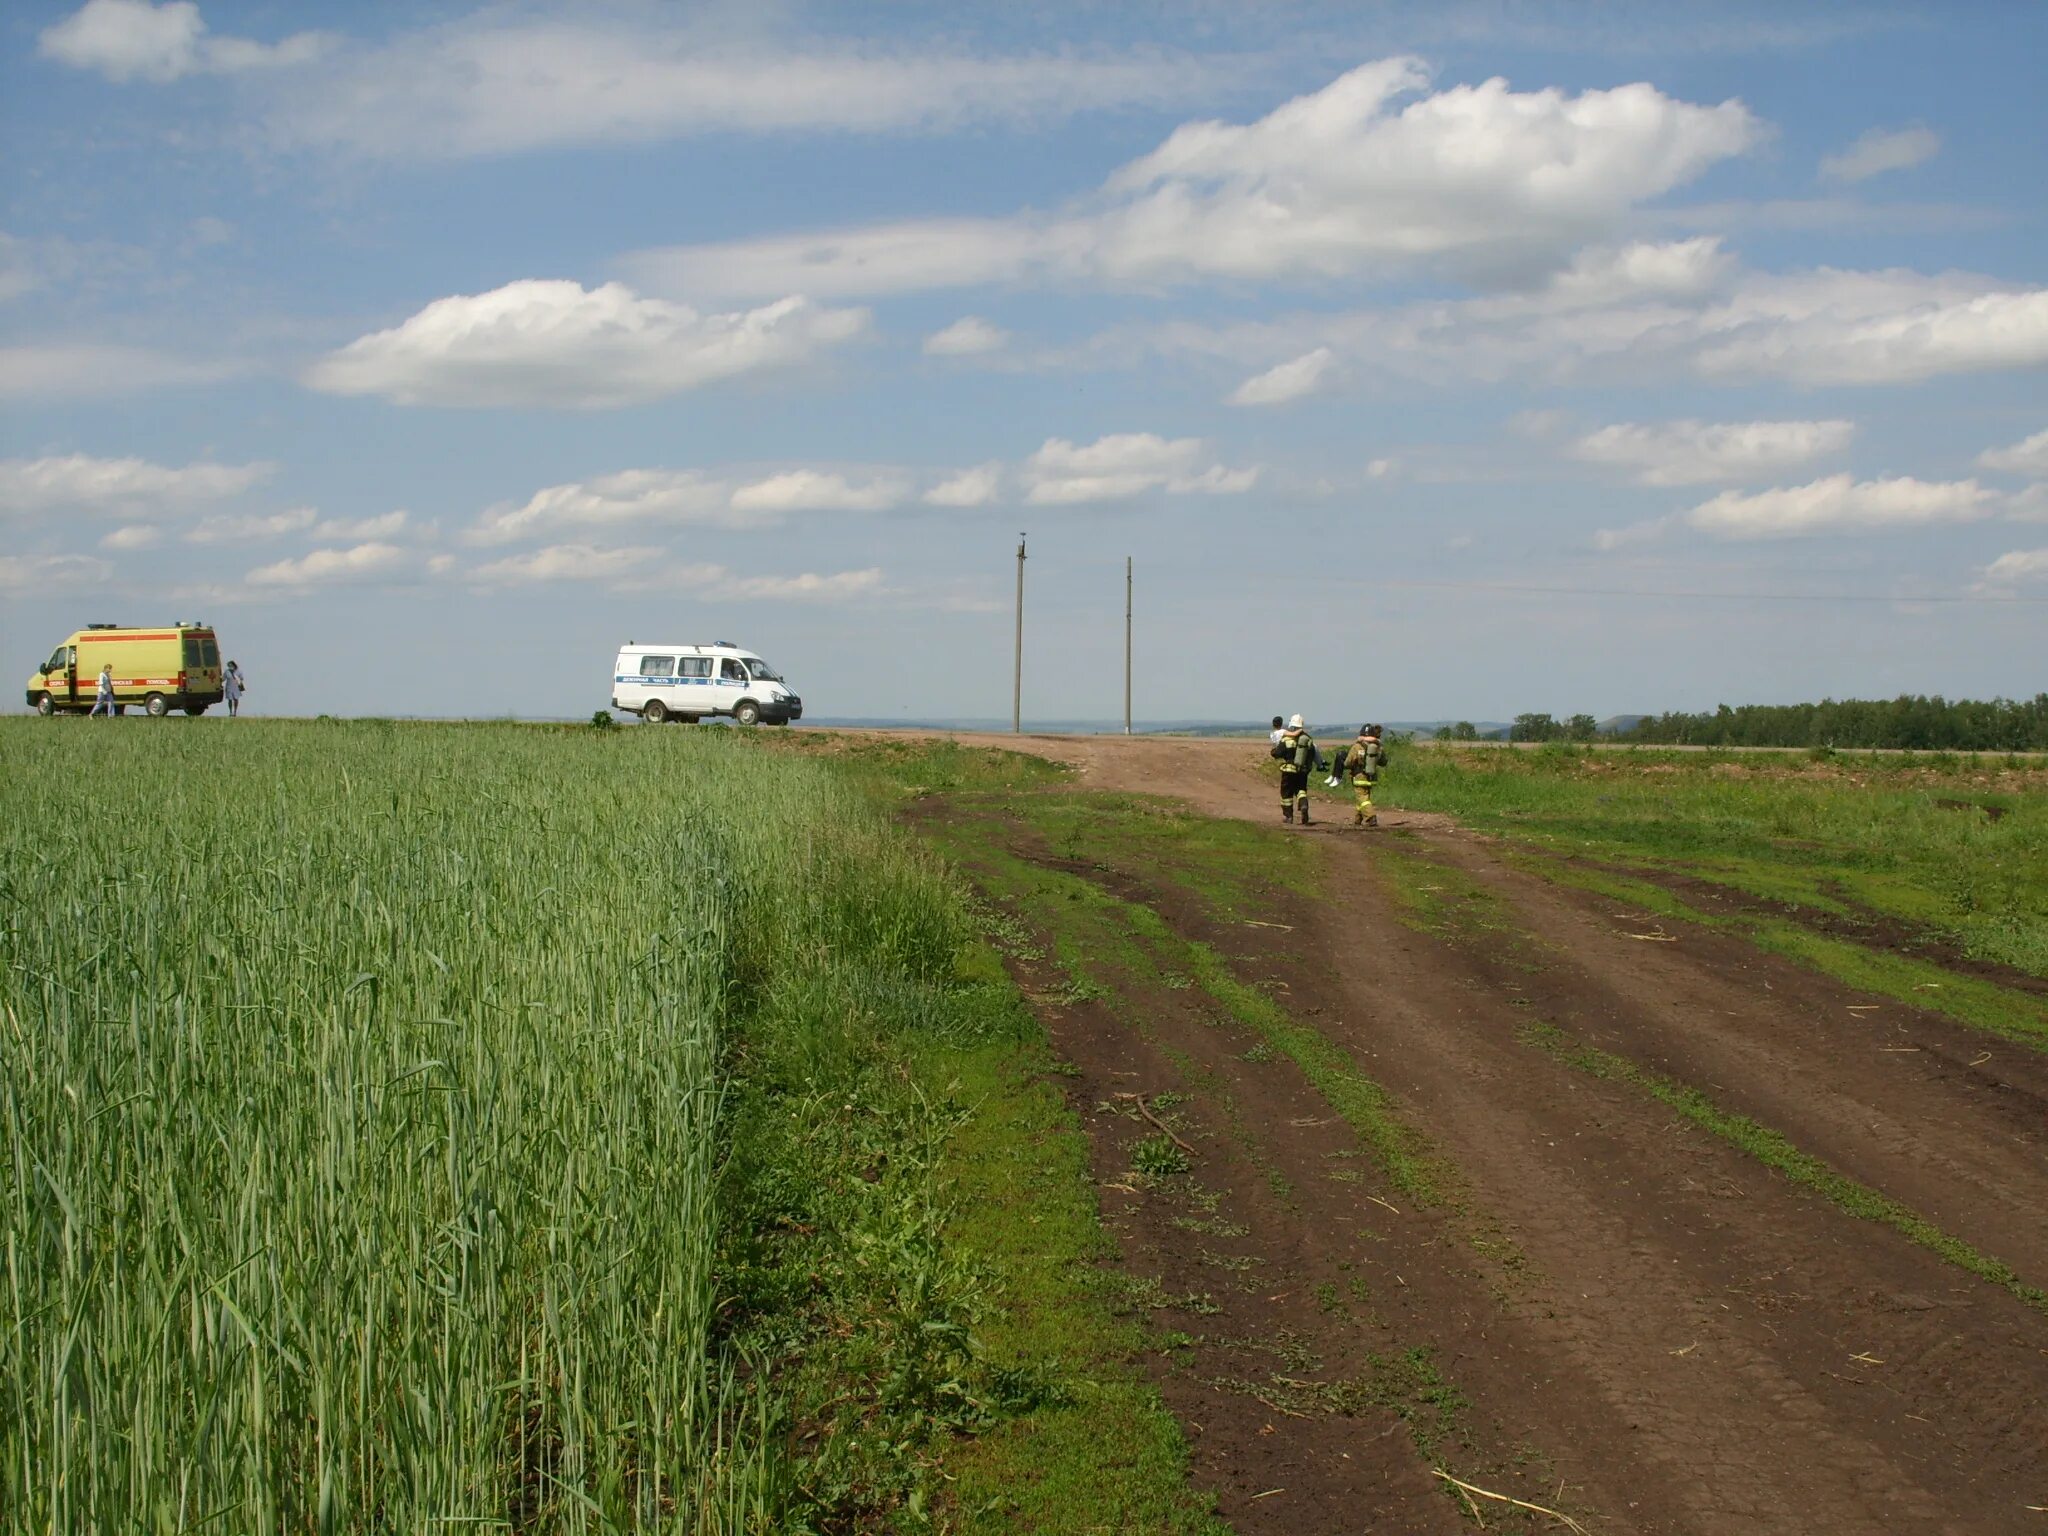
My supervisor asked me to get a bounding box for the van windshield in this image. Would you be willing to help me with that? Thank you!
[743,657,782,682]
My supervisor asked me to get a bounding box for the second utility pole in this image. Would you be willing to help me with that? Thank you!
[1013,534,1027,734]
[1124,556,1132,736]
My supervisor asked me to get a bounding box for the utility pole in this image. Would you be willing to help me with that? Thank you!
[1124,556,1133,736]
[1012,534,1027,734]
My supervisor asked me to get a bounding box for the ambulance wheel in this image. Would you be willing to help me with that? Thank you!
[734,700,761,726]
[643,699,669,724]
[35,693,55,717]
[144,693,171,718]
[185,704,208,716]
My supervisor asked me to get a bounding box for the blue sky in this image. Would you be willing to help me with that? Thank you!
[3,0,2044,723]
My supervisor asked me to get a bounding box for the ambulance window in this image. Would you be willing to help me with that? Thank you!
[640,655,675,678]
[201,637,219,667]
[45,646,67,671]
[721,658,747,681]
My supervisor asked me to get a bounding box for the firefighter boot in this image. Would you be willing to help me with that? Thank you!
[1282,801,1293,824]
[1298,794,1312,826]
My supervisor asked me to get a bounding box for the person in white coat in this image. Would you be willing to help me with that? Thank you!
[90,664,116,718]
[223,661,245,717]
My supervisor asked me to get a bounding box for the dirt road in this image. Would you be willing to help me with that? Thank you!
[893,732,2048,1534]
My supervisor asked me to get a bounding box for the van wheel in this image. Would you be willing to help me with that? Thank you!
[144,693,170,718]
[679,715,699,725]
[35,693,55,717]
[734,700,761,726]
[644,699,669,724]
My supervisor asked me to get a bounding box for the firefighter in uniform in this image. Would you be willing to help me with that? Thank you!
[1276,714,1320,825]
[1344,723,1385,827]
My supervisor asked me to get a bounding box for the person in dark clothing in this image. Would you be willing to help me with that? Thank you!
[1274,714,1323,825]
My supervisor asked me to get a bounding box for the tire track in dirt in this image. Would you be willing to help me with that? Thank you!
[876,732,2048,1532]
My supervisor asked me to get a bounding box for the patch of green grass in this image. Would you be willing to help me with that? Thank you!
[1504,849,2048,1051]
[1518,1019,2048,1314]
[1387,743,2048,978]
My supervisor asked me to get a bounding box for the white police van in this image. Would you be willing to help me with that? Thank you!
[612,641,803,725]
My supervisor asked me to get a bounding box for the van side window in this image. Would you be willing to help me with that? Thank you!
[680,657,711,678]
[45,647,67,672]
[639,655,675,678]
[721,658,747,681]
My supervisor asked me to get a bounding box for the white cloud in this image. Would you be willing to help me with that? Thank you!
[274,24,1220,159]
[0,343,232,399]
[1979,548,2048,586]
[0,552,111,591]
[1143,247,2048,391]
[1229,347,1337,406]
[245,541,420,588]
[923,317,1009,356]
[306,281,869,409]
[185,507,319,545]
[1024,433,1256,504]
[312,509,411,541]
[1820,125,1939,184]
[470,470,737,545]
[470,544,668,587]
[722,569,885,602]
[0,453,271,516]
[467,543,883,602]
[729,470,907,514]
[2007,483,2048,523]
[39,0,328,83]
[1978,428,2048,478]
[1571,419,1855,485]
[99,524,162,551]
[925,463,1004,507]
[1599,474,1995,548]
[625,60,1760,299]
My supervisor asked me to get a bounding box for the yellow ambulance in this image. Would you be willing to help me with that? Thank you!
[25,623,226,717]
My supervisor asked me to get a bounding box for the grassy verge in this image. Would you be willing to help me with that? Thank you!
[1378,742,2048,977]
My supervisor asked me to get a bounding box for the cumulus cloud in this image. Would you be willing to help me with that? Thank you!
[245,541,422,588]
[273,23,1219,158]
[1597,473,1994,548]
[306,281,869,409]
[729,470,907,513]
[470,471,737,545]
[1024,433,1256,504]
[1229,347,1338,406]
[923,317,1010,356]
[39,0,328,83]
[1979,548,2048,587]
[312,508,411,541]
[1571,419,1855,485]
[626,60,1759,299]
[1978,428,2048,478]
[99,524,162,551]
[1144,246,2048,390]
[0,343,233,399]
[1820,125,1940,183]
[0,453,271,516]
[0,552,112,591]
[185,507,319,545]
[468,542,883,602]
[925,463,1004,507]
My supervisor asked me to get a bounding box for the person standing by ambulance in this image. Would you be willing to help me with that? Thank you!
[1274,714,1321,825]
[223,660,245,718]
[1342,723,1385,826]
[89,663,116,719]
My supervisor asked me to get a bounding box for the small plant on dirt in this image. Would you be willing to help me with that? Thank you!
[1130,1133,1192,1178]
[1314,1281,1343,1313]
[1240,1041,1276,1063]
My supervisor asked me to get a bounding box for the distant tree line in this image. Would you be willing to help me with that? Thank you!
[1615,695,2048,751]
